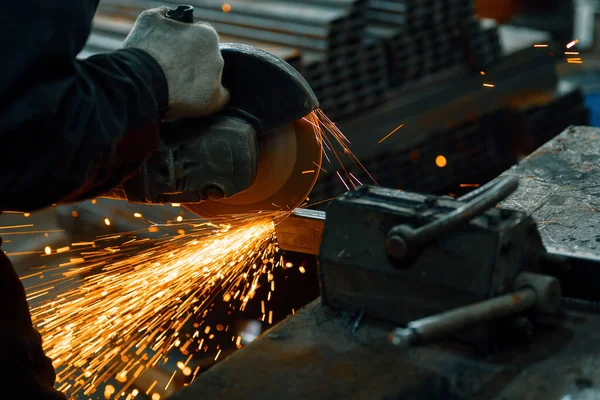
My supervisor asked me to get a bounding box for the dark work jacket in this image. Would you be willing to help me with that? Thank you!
[0,0,168,212]
[0,1,168,398]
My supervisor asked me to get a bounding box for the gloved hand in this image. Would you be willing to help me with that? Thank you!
[123,7,230,118]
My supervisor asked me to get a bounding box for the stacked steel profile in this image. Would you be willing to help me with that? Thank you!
[86,0,503,119]
[366,0,501,85]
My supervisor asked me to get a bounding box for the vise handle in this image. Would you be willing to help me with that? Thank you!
[390,272,562,348]
[386,177,519,261]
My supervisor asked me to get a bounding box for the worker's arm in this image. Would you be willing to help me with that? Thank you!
[0,2,228,212]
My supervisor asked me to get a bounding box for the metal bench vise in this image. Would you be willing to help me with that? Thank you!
[317,177,562,349]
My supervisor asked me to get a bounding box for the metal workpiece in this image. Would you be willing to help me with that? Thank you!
[390,288,537,349]
[274,209,326,256]
[386,176,519,261]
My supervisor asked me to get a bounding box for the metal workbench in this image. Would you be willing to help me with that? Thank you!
[172,126,600,400]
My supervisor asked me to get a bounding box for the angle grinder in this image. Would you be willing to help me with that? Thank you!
[107,5,322,220]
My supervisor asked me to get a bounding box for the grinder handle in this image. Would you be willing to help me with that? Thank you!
[165,4,195,23]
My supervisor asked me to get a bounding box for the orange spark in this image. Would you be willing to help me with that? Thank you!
[0,224,34,229]
[304,109,378,190]
[378,123,404,144]
[25,107,371,399]
[30,214,283,398]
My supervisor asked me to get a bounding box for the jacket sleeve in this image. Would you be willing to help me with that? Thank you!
[0,0,169,211]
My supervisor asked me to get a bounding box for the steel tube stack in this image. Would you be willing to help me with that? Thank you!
[87,0,508,120]
[86,0,508,120]
[365,0,502,86]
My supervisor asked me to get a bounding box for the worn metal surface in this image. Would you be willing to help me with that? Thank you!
[499,125,600,256]
[499,125,600,302]
[173,299,600,400]
[173,126,600,400]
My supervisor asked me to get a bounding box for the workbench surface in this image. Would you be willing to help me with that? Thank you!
[173,126,600,400]
[500,125,600,258]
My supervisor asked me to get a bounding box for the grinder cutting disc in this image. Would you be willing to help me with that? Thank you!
[184,117,322,219]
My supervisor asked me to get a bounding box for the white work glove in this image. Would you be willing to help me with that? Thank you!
[123,7,230,118]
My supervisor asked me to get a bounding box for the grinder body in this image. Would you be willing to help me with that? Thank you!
[112,6,322,219]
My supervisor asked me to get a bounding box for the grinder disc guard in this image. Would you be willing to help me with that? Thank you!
[184,117,322,219]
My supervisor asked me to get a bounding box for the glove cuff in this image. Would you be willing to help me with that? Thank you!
[114,48,170,120]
